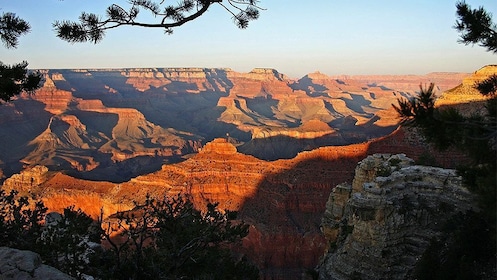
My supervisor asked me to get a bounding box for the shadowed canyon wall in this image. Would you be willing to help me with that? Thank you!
[1,127,469,279]
[0,68,469,181]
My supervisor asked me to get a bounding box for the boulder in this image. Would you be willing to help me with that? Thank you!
[0,247,73,280]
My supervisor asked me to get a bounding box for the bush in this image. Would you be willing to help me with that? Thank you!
[0,189,46,250]
[0,190,259,279]
[94,194,259,279]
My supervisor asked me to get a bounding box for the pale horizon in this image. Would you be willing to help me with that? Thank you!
[1,0,496,78]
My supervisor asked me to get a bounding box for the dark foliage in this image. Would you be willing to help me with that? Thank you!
[0,61,42,102]
[94,194,258,279]
[0,12,31,48]
[413,211,496,280]
[0,13,42,102]
[395,3,497,277]
[0,189,47,250]
[37,207,103,278]
[392,82,495,162]
[393,4,497,277]
[454,1,497,53]
[53,0,263,43]
[476,74,497,96]
[0,190,258,279]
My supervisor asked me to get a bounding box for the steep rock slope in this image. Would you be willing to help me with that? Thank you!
[318,154,476,280]
[0,68,470,179]
[2,126,467,279]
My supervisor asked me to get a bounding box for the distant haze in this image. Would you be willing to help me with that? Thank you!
[1,0,496,78]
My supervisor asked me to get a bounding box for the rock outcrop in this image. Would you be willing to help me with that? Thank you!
[318,154,476,280]
[0,247,73,280]
[435,65,496,115]
[2,165,49,193]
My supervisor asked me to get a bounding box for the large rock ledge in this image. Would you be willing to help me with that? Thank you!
[0,247,73,279]
[318,154,476,280]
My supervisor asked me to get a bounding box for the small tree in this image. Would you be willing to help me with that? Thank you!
[95,194,258,279]
[38,207,103,279]
[0,61,42,102]
[0,12,42,102]
[0,189,47,250]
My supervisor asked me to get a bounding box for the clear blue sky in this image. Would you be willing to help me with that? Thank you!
[1,0,496,78]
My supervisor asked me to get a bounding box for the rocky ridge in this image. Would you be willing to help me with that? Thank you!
[318,154,476,280]
[435,65,496,114]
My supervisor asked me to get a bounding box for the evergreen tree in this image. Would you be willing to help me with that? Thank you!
[0,13,42,102]
[0,12,31,48]
[53,0,263,43]
[454,1,497,53]
[0,190,258,279]
[38,207,103,279]
[0,61,42,102]
[393,2,496,278]
[0,189,47,250]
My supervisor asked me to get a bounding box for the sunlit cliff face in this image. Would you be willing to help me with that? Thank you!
[1,124,470,279]
[0,67,469,181]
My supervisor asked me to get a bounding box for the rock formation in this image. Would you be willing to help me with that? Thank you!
[0,67,470,180]
[1,128,468,279]
[0,247,73,280]
[318,154,476,280]
[1,66,484,279]
[435,65,496,115]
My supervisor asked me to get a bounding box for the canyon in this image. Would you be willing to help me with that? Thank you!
[0,67,468,181]
[1,127,470,279]
[1,65,495,279]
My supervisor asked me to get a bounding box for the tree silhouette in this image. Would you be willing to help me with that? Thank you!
[94,194,258,279]
[0,61,42,102]
[0,13,42,102]
[0,12,31,48]
[455,1,497,53]
[0,190,258,279]
[0,189,47,250]
[394,2,496,277]
[54,0,263,43]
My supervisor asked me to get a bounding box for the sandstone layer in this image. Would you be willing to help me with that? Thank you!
[1,66,487,279]
[0,68,470,180]
[435,65,496,115]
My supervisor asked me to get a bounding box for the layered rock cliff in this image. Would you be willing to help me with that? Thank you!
[0,67,470,180]
[2,127,469,279]
[318,154,476,280]
[435,65,496,115]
